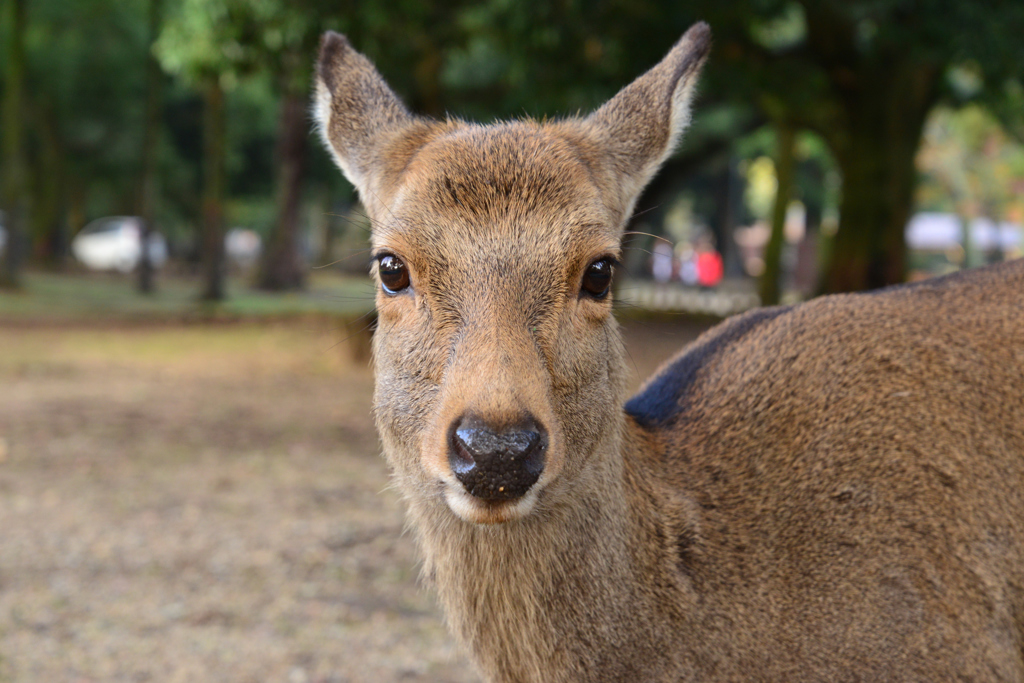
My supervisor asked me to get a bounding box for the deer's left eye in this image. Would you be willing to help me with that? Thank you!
[581,259,613,299]
[378,254,410,294]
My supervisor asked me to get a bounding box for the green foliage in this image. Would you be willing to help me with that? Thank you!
[0,270,373,321]
[917,105,1024,221]
[155,0,244,84]
[155,0,326,89]
[4,0,1024,295]
[24,0,150,205]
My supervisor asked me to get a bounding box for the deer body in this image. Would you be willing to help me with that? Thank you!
[314,24,1024,682]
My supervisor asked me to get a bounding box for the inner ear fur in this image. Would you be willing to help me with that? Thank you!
[580,22,711,221]
[314,32,428,217]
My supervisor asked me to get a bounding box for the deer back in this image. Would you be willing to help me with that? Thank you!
[623,260,1024,677]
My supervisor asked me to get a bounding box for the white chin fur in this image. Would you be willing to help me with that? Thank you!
[444,484,540,524]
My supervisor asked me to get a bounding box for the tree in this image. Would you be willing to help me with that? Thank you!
[23,0,158,266]
[257,65,308,291]
[916,105,1024,266]
[237,1,323,292]
[156,0,247,301]
[10,0,1016,301]
[248,0,471,290]
[759,122,795,305]
[1,0,28,288]
[917,105,1024,227]
[136,0,163,294]
[446,0,1023,293]
[198,76,227,300]
[708,0,1024,292]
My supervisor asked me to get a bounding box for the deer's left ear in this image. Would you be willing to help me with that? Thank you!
[582,22,711,220]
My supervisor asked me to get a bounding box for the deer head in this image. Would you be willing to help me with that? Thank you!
[314,24,711,525]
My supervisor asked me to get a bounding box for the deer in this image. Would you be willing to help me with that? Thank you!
[313,22,1024,682]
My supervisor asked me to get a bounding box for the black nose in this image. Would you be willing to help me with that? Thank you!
[448,414,547,502]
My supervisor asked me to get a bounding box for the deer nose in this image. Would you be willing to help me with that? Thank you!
[448,414,546,502]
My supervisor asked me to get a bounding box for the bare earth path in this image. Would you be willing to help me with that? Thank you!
[0,318,708,683]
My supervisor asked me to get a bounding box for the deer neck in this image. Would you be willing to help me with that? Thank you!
[406,413,696,682]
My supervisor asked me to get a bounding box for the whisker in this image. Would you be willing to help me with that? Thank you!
[629,202,663,220]
[312,249,374,269]
[622,231,674,246]
[324,310,379,354]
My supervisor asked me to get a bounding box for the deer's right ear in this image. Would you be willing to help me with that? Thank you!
[314,32,416,210]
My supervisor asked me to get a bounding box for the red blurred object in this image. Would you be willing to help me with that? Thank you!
[696,250,723,287]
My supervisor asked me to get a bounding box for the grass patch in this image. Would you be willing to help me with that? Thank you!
[0,270,376,323]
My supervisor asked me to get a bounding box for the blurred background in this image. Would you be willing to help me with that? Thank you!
[1,1,1022,681]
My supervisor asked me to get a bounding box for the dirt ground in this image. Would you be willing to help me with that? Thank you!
[0,316,711,683]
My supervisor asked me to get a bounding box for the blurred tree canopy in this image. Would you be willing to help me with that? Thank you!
[707,0,1024,291]
[918,105,1024,224]
[1,0,1022,296]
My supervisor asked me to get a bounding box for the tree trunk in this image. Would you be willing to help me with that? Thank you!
[201,77,227,302]
[759,123,796,306]
[136,0,163,294]
[1,0,28,289]
[258,87,307,291]
[31,108,65,266]
[793,157,824,295]
[818,62,938,293]
[319,193,336,268]
[820,133,916,292]
[713,156,744,278]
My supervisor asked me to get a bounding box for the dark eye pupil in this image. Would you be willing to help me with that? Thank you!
[582,260,612,298]
[378,255,410,293]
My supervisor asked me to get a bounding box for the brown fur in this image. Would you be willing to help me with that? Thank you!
[314,23,1024,681]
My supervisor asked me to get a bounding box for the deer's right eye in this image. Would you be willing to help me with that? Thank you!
[378,254,410,294]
